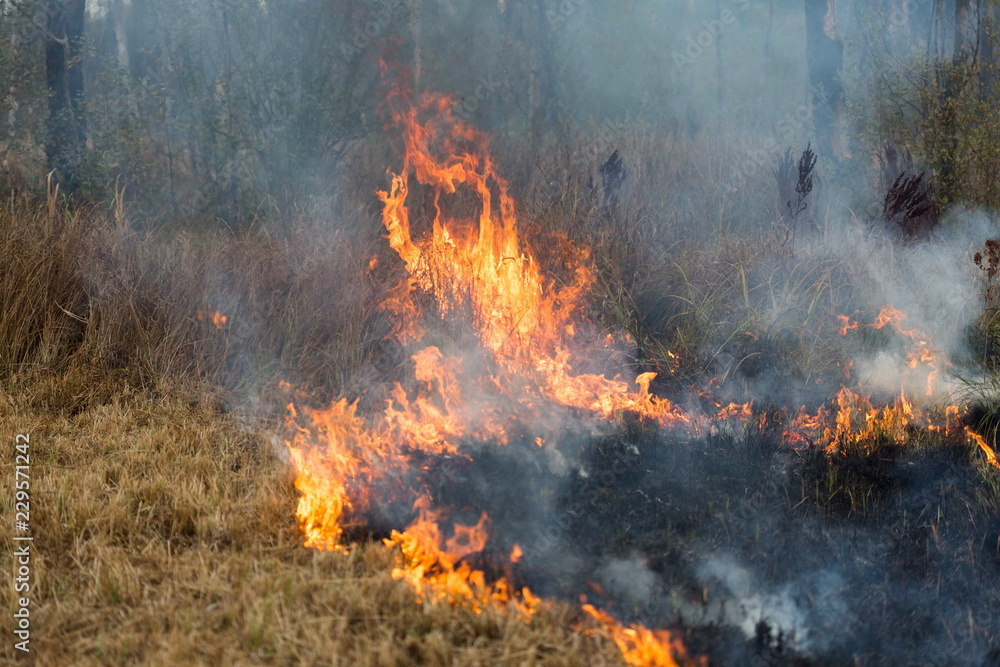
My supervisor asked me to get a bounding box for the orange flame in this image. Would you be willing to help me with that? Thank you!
[965,428,1000,471]
[282,81,995,667]
[838,314,858,336]
[371,89,700,431]
[870,305,915,335]
[821,386,914,454]
[282,86,713,663]
[582,604,705,667]
[784,405,831,448]
[869,305,943,396]
[196,308,227,329]
[715,402,753,421]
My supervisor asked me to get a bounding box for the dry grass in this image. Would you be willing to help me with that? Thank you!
[0,185,636,665]
[0,374,627,666]
[0,187,391,403]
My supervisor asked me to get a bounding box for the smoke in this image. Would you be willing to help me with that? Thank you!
[96,1,997,664]
[696,553,848,655]
[809,209,989,401]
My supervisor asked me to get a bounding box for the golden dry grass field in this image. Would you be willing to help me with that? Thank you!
[0,371,633,665]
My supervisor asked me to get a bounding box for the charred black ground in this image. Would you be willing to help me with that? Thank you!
[341,378,1000,666]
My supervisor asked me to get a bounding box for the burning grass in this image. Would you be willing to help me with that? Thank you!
[0,376,631,665]
[279,85,1000,664]
[1,84,1000,664]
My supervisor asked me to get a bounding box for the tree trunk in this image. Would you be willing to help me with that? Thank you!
[530,3,559,147]
[763,0,776,84]
[127,0,154,80]
[112,0,129,71]
[715,0,725,106]
[980,2,1000,100]
[44,0,86,191]
[803,0,845,160]
[953,0,972,64]
[928,0,947,60]
[937,0,973,202]
[888,0,911,58]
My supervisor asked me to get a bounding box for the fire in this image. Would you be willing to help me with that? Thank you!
[839,306,944,396]
[582,604,704,667]
[715,401,753,421]
[283,85,708,664]
[870,305,913,334]
[838,314,858,336]
[196,308,227,329]
[375,93,591,362]
[382,495,540,619]
[822,386,914,454]
[965,428,1000,471]
[373,85,699,430]
[868,305,942,396]
[282,80,995,667]
[783,405,830,448]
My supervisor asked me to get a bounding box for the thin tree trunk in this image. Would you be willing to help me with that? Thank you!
[528,3,558,161]
[937,0,973,203]
[127,0,152,79]
[803,0,844,159]
[112,0,140,118]
[953,0,972,64]
[112,0,129,71]
[979,2,999,100]
[762,0,776,85]
[715,0,725,106]
[888,0,911,57]
[45,0,86,191]
[928,0,946,62]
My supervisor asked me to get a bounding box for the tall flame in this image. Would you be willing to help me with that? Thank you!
[376,87,694,428]
[281,86,707,665]
[283,84,996,667]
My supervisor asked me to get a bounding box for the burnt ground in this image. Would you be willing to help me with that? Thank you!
[359,405,1000,666]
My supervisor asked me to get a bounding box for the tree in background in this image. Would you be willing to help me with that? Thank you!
[804,0,844,160]
[981,1,1000,101]
[44,0,85,190]
[0,0,998,220]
